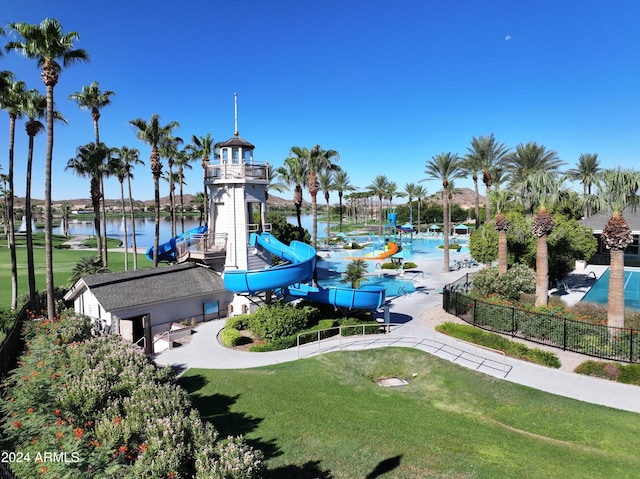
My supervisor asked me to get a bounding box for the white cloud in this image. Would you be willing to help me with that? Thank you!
[505,35,512,41]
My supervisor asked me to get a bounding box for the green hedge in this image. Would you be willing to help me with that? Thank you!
[225,314,251,331]
[248,301,319,341]
[221,327,242,347]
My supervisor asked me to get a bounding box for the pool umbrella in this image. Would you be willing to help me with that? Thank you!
[429,224,440,230]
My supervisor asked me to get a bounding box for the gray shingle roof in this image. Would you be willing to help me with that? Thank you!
[72,263,225,312]
[578,211,640,234]
[218,135,255,149]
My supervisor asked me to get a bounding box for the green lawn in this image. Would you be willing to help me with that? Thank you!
[0,233,151,310]
[180,348,640,479]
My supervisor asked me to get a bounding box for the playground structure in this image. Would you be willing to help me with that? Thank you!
[147,127,386,314]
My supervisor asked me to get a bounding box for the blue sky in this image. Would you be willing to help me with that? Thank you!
[1,0,639,202]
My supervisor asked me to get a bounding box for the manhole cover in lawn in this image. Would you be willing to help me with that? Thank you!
[375,377,409,387]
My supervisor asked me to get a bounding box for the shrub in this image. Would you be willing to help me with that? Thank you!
[226,314,251,330]
[575,360,640,385]
[472,264,535,301]
[248,301,319,341]
[403,261,418,269]
[221,328,243,347]
[339,317,382,337]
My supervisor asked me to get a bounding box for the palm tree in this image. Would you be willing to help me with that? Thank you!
[265,165,287,204]
[0,77,25,309]
[192,192,205,227]
[117,146,143,269]
[189,133,214,227]
[333,170,356,233]
[403,183,418,226]
[6,18,89,320]
[507,142,564,216]
[413,184,427,235]
[65,143,109,266]
[174,147,193,233]
[293,145,340,249]
[593,169,640,328]
[317,170,335,240]
[276,155,308,241]
[59,202,71,237]
[341,260,368,289]
[461,144,483,229]
[385,181,405,209]
[528,171,564,307]
[22,88,66,300]
[367,175,390,235]
[68,81,114,144]
[488,188,513,275]
[130,114,179,267]
[424,152,464,272]
[160,135,184,238]
[565,153,600,218]
[100,148,121,267]
[111,155,130,270]
[465,134,510,224]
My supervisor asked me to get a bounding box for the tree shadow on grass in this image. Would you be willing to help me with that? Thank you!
[266,460,333,479]
[365,455,403,478]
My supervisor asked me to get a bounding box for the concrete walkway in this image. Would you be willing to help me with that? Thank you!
[154,259,640,415]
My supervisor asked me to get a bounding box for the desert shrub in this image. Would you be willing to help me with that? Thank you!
[575,360,640,385]
[403,261,418,269]
[248,301,319,341]
[221,328,243,347]
[226,314,251,330]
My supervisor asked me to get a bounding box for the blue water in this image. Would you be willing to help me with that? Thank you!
[319,274,416,297]
[581,267,640,311]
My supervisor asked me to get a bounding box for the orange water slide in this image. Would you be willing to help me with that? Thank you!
[345,241,398,260]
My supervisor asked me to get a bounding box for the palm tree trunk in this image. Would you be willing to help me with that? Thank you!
[153,175,160,268]
[202,162,209,228]
[8,116,18,309]
[443,191,450,272]
[26,134,37,299]
[417,199,422,235]
[120,180,128,271]
[473,177,480,229]
[378,196,383,236]
[311,193,318,249]
[127,176,138,270]
[485,184,492,224]
[338,193,343,233]
[498,230,508,275]
[608,249,625,328]
[535,235,549,307]
[325,194,330,241]
[101,176,108,267]
[44,83,55,320]
[179,170,185,234]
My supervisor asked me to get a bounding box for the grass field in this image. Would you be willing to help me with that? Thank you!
[180,348,640,479]
[0,233,150,310]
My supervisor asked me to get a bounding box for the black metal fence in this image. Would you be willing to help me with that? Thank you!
[1,298,44,378]
[443,274,640,363]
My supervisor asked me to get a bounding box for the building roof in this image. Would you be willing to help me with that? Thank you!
[64,263,225,312]
[218,135,255,149]
[578,211,640,234]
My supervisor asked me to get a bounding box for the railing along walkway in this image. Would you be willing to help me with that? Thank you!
[296,323,509,378]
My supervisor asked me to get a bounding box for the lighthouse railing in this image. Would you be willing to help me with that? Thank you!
[205,161,268,181]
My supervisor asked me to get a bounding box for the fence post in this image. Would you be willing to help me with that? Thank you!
[563,318,568,351]
[630,329,634,363]
[511,305,516,337]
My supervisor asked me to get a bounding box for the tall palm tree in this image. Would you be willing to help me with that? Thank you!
[6,18,89,320]
[65,143,108,265]
[593,168,640,328]
[403,183,417,226]
[23,88,66,299]
[68,81,114,144]
[100,148,121,267]
[295,145,340,249]
[129,114,180,267]
[317,170,335,240]
[461,144,483,229]
[565,153,600,218]
[174,147,193,233]
[507,142,564,216]
[488,188,513,275]
[68,81,115,263]
[111,155,129,270]
[466,134,510,224]
[332,170,356,233]
[159,135,184,238]
[0,77,25,309]
[189,133,214,227]
[59,202,71,237]
[117,146,143,269]
[413,184,427,235]
[367,175,390,236]
[528,171,564,307]
[385,181,405,209]
[277,155,308,241]
[423,152,464,272]
[192,192,205,227]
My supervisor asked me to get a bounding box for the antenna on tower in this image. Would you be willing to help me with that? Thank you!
[234,92,239,137]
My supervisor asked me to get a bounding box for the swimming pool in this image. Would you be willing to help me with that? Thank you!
[581,267,640,311]
[319,274,416,297]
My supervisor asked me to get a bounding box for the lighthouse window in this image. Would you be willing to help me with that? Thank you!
[232,148,239,163]
[243,149,251,163]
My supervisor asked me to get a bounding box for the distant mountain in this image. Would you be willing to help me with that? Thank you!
[427,187,486,208]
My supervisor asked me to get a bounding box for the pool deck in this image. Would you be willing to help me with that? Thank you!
[153,259,640,415]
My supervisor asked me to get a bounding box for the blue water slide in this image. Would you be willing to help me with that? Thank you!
[223,233,316,294]
[224,232,385,310]
[287,283,386,310]
[146,225,208,262]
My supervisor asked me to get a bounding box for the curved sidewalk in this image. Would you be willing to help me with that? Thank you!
[154,315,640,415]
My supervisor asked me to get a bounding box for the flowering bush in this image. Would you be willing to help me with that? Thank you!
[472,264,535,301]
[1,311,264,478]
